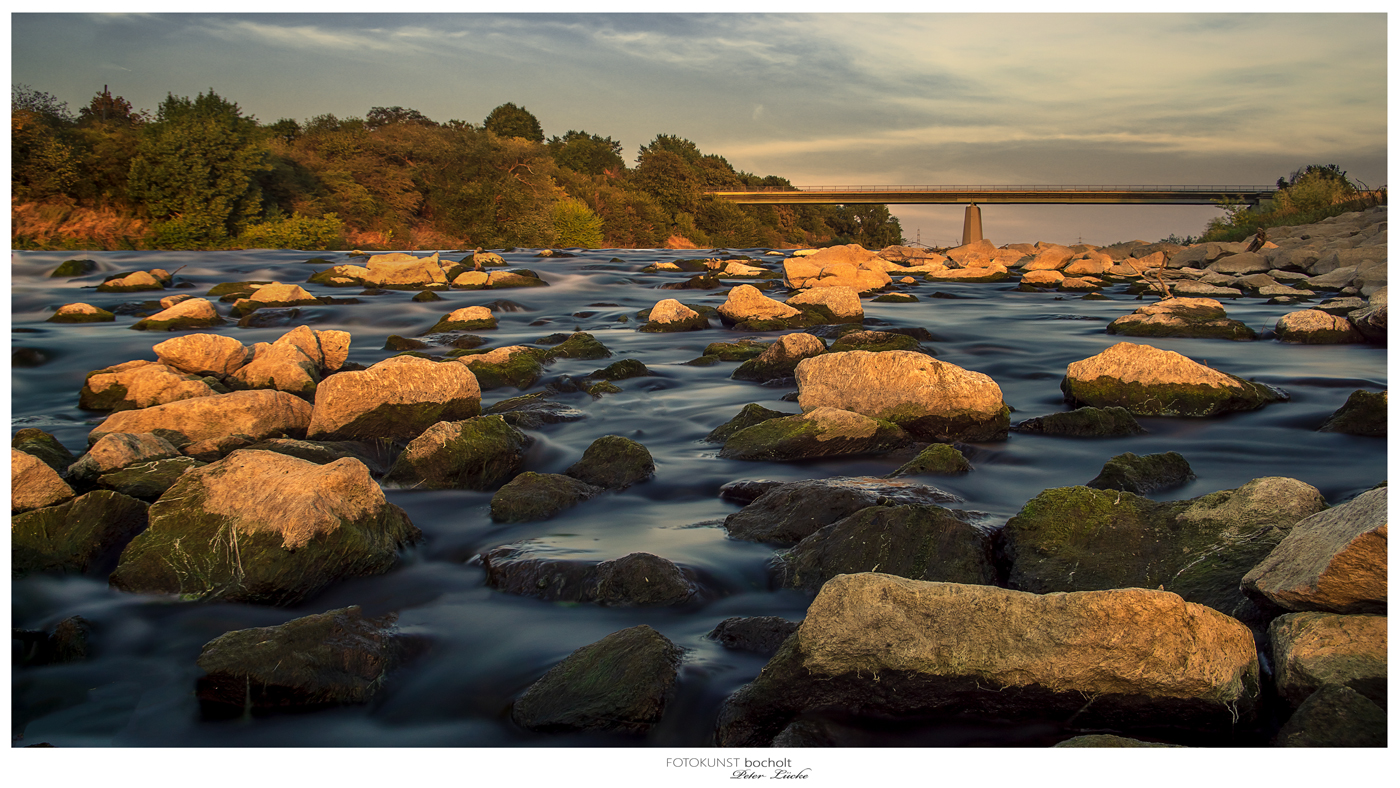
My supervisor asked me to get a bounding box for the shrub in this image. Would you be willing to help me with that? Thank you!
[237,212,345,250]
[549,198,604,249]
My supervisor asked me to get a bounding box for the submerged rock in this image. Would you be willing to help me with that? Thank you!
[196,606,406,710]
[1011,406,1144,437]
[537,331,612,361]
[718,407,909,462]
[825,330,925,354]
[483,393,587,429]
[489,472,601,522]
[709,617,801,657]
[385,416,531,490]
[1317,390,1386,436]
[705,404,794,444]
[887,444,972,476]
[714,576,1260,746]
[481,546,697,606]
[108,450,421,605]
[723,476,959,545]
[1085,451,1195,494]
[12,490,149,577]
[511,625,683,734]
[564,435,655,490]
[1061,342,1285,417]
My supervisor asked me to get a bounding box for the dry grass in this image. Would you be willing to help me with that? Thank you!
[12,198,149,250]
[664,234,699,249]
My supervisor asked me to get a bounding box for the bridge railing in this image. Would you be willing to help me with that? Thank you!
[775,185,1278,193]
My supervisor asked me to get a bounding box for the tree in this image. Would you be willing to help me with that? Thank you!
[11,85,79,200]
[827,204,904,248]
[267,118,302,144]
[548,130,624,176]
[12,84,72,123]
[365,106,435,130]
[128,89,268,247]
[78,86,142,126]
[483,102,544,143]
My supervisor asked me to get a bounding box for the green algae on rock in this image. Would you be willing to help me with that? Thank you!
[453,346,545,390]
[719,407,909,462]
[887,443,972,476]
[13,490,149,578]
[385,416,531,490]
[1061,341,1285,417]
[489,471,601,522]
[704,403,793,444]
[1012,406,1144,437]
[1086,451,1194,494]
[1317,390,1386,436]
[564,435,655,490]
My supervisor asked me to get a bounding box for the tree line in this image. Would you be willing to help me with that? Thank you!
[11,84,904,251]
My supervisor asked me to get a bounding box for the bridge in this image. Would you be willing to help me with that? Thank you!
[709,185,1277,244]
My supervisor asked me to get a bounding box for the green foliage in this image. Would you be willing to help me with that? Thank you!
[1201,164,1376,243]
[826,204,904,248]
[550,198,605,248]
[237,212,345,250]
[365,106,435,130]
[128,89,268,246]
[549,130,624,175]
[484,102,544,142]
[78,87,142,127]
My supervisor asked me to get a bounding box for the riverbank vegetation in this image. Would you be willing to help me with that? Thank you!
[1199,164,1385,243]
[11,85,903,252]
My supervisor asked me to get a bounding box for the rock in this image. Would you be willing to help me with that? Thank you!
[384,335,429,351]
[47,303,115,323]
[696,339,769,364]
[482,393,587,429]
[230,284,321,317]
[12,490,148,577]
[11,449,76,513]
[108,450,421,605]
[489,472,601,522]
[51,258,98,277]
[454,346,544,391]
[1002,478,1327,625]
[926,262,1011,282]
[887,444,972,476]
[1170,282,1243,299]
[1274,309,1365,344]
[485,269,548,289]
[511,625,682,734]
[1241,486,1387,615]
[537,331,611,361]
[14,616,92,666]
[783,246,892,292]
[796,351,1009,442]
[97,271,164,292]
[1318,390,1386,436]
[874,292,919,302]
[270,325,350,372]
[714,576,1259,746]
[425,306,497,333]
[472,250,507,268]
[307,356,481,441]
[705,404,793,444]
[1061,342,1285,417]
[1349,300,1386,342]
[152,333,250,377]
[826,330,924,354]
[1020,269,1065,287]
[1053,735,1183,748]
[785,287,863,324]
[79,360,221,412]
[718,407,909,462]
[717,284,805,329]
[242,438,391,475]
[68,432,181,485]
[1023,246,1076,271]
[1269,612,1387,709]
[306,265,372,287]
[1273,685,1387,747]
[640,298,708,332]
[1106,298,1257,341]
[195,606,405,710]
[361,252,452,289]
[481,546,696,606]
[384,416,531,490]
[12,429,78,474]
[732,333,826,382]
[1085,452,1195,494]
[564,435,655,490]
[182,434,259,463]
[131,298,224,331]
[722,476,958,545]
[709,617,800,657]
[90,389,313,447]
[228,341,321,397]
[237,307,301,328]
[1207,252,1271,275]
[587,359,650,381]
[412,290,443,302]
[774,504,997,591]
[1011,406,1144,437]
[96,457,204,500]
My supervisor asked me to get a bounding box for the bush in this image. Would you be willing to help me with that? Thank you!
[237,212,345,250]
[549,199,604,249]
[1199,166,1380,243]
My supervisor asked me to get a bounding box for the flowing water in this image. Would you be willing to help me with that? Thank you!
[9,248,1388,747]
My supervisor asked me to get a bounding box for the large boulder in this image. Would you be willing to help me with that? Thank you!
[47,302,115,323]
[1318,390,1386,436]
[384,416,531,490]
[511,625,683,734]
[489,472,601,522]
[152,333,250,377]
[228,341,322,397]
[67,432,182,485]
[731,333,826,383]
[1269,612,1387,709]
[79,360,222,412]
[1001,478,1327,626]
[796,351,1009,442]
[11,449,76,513]
[1061,342,1285,417]
[1106,298,1257,341]
[640,298,709,332]
[452,346,544,391]
[481,546,697,606]
[131,298,224,331]
[95,457,204,501]
[718,407,910,462]
[773,504,997,591]
[1274,309,1366,344]
[717,284,805,330]
[715,576,1260,746]
[1273,685,1387,747]
[108,450,421,605]
[1241,486,1387,615]
[307,355,481,441]
[424,306,497,333]
[12,490,149,577]
[363,252,452,289]
[196,606,406,710]
[723,476,959,544]
[564,435,655,490]
[89,389,312,448]
[12,428,78,474]
[785,286,863,324]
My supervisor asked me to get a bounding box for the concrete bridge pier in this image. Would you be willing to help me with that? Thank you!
[961,203,983,245]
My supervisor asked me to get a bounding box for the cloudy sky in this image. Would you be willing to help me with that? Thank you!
[10,10,1389,245]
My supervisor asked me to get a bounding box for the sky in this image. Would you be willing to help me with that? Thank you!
[8,8,1390,246]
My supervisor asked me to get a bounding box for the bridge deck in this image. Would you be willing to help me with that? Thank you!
[711,185,1276,205]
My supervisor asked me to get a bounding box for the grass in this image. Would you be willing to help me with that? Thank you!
[1200,190,1386,243]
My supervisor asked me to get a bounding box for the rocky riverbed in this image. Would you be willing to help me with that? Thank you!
[10,207,1387,747]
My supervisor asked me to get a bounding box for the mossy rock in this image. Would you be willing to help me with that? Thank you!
[827,330,924,354]
[12,428,78,474]
[705,404,792,444]
[1012,406,1144,437]
[640,312,710,332]
[237,308,300,328]
[684,355,722,367]
[231,297,321,318]
[489,270,548,288]
[774,504,996,591]
[305,269,365,287]
[634,303,718,322]
[1086,452,1194,494]
[1108,317,1258,341]
[483,393,587,429]
[51,259,98,278]
[489,472,600,522]
[412,290,444,302]
[391,350,437,360]
[888,444,972,476]
[564,435,655,490]
[586,381,622,398]
[385,415,531,490]
[538,332,611,361]
[12,491,149,578]
[431,334,489,351]
[47,306,115,323]
[700,340,769,362]
[132,314,227,331]
[726,313,821,332]
[1061,375,1285,418]
[1317,390,1386,436]
[719,409,910,461]
[424,314,497,333]
[384,335,430,351]
[97,457,206,501]
[589,359,650,381]
[206,281,273,298]
[874,293,919,303]
[458,350,546,391]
